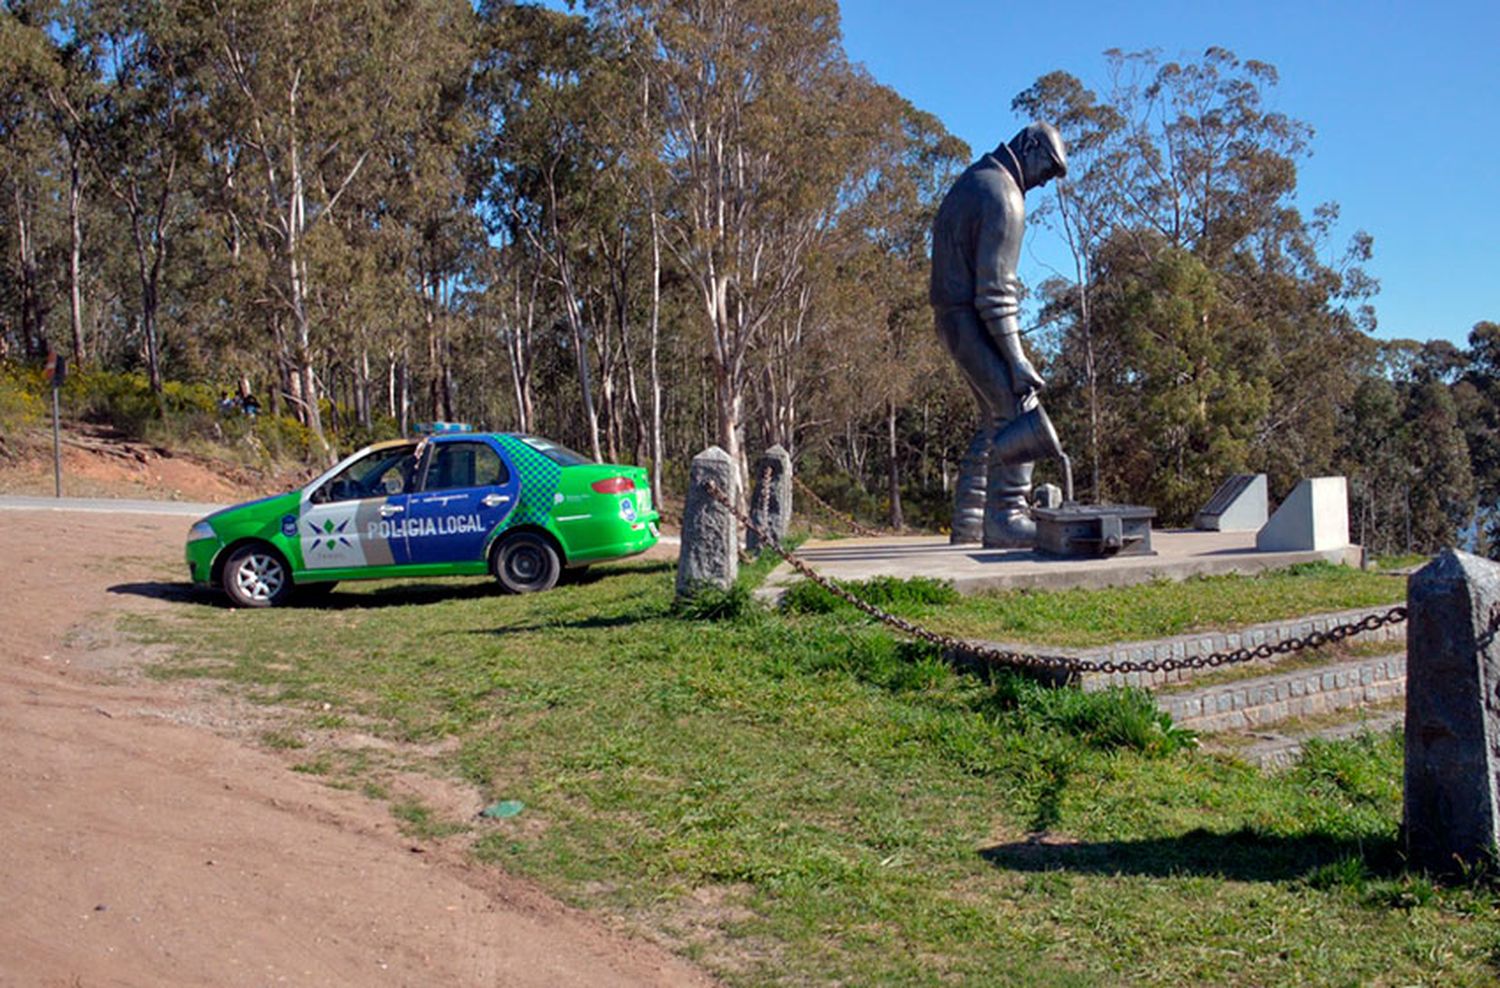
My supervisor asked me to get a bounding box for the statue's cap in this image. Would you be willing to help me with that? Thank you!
[1018,122,1068,178]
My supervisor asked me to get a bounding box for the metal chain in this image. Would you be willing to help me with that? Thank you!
[791,475,888,538]
[703,478,1407,676]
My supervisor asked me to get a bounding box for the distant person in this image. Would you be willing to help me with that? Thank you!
[219,391,239,415]
[929,122,1067,547]
[240,393,260,418]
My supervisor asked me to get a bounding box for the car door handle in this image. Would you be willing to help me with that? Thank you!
[481,494,511,508]
[379,504,404,517]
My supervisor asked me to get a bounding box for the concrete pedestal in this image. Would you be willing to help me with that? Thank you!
[1256,477,1348,552]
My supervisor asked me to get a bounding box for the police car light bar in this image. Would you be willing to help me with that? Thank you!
[413,421,473,435]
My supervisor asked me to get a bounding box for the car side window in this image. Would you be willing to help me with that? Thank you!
[314,445,419,503]
[422,441,509,492]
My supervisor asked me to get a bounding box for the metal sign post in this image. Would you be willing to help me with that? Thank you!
[45,351,65,498]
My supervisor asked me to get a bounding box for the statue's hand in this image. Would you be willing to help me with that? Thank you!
[1009,352,1045,395]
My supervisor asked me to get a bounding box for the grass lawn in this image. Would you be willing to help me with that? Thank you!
[126,556,1497,987]
[778,562,1407,647]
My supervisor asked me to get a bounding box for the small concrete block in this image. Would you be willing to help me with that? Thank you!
[1361,666,1375,686]
[1248,629,1266,648]
[1195,473,1269,532]
[1405,550,1500,872]
[1173,641,1187,659]
[1322,672,1337,690]
[676,446,739,596]
[1226,633,1242,651]
[747,445,793,555]
[1256,477,1350,551]
[1034,483,1064,510]
[1290,678,1306,697]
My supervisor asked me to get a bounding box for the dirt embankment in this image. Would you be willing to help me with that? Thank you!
[0,502,710,987]
[0,422,308,504]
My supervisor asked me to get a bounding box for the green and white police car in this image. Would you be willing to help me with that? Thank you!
[186,433,659,607]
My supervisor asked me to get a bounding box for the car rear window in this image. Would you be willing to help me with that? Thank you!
[517,436,592,466]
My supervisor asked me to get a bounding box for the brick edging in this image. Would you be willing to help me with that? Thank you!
[965,604,1406,692]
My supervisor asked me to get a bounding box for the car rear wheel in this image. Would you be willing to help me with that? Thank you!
[492,532,561,594]
[222,543,292,608]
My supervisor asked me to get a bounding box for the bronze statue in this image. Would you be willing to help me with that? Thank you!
[930,122,1067,547]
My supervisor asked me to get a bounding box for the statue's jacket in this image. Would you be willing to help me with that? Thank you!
[928,149,1026,330]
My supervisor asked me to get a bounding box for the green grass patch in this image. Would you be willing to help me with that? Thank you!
[780,575,961,615]
[130,560,1497,987]
[779,562,1404,648]
[392,799,470,841]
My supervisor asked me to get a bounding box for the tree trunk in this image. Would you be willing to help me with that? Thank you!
[67,146,86,366]
[647,192,666,508]
[887,399,904,530]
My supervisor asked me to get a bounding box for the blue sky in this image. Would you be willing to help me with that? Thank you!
[836,0,1498,346]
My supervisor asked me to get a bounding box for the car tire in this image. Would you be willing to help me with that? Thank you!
[492,532,561,594]
[221,543,293,608]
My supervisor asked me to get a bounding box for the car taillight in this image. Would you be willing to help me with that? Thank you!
[591,476,635,494]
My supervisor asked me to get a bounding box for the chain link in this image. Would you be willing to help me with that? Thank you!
[704,478,1407,677]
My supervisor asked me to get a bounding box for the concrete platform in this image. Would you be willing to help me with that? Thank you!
[764,529,1364,596]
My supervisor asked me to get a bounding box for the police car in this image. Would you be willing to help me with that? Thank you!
[185,432,659,607]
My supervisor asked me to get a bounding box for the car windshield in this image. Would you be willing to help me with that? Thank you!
[517,436,592,466]
[313,443,419,502]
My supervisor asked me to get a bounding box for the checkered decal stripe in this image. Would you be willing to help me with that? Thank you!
[502,438,562,528]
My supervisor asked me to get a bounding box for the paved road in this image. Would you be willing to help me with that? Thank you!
[0,494,225,517]
[0,496,684,546]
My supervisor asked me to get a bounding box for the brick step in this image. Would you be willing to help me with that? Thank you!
[1234,710,1405,770]
[1157,652,1405,733]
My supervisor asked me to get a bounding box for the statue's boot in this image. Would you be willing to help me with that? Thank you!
[950,434,988,544]
[981,438,1036,550]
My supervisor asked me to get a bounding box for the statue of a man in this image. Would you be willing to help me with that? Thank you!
[930,122,1067,547]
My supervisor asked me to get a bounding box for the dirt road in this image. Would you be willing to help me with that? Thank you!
[0,508,712,988]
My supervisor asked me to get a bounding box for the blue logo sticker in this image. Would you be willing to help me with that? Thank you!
[281,514,298,538]
[620,498,638,524]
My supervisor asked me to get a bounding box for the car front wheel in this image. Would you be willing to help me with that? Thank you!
[222,543,293,608]
[492,532,561,594]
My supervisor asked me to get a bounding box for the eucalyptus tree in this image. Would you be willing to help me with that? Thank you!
[0,4,65,360]
[587,0,866,485]
[818,95,966,526]
[1011,70,1124,500]
[183,0,461,452]
[473,2,614,461]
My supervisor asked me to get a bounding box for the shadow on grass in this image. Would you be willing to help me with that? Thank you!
[459,609,668,636]
[108,581,207,604]
[108,580,504,609]
[980,827,1401,883]
[109,561,676,612]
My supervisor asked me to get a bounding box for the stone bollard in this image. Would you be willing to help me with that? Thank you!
[675,446,739,598]
[1404,549,1500,873]
[746,444,793,556]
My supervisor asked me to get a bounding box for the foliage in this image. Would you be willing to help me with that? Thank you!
[984,669,1197,755]
[780,575,960,615]
[0,361,45,431]
[670,582,757,621]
